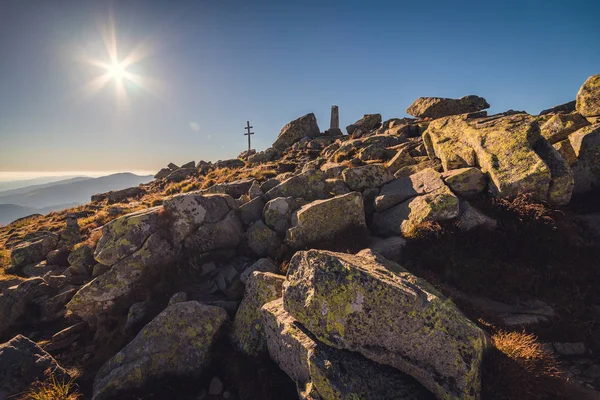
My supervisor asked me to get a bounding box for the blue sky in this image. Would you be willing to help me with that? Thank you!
[0,0,599,175]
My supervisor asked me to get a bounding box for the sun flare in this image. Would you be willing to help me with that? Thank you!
[78,12,162,108]
[106,62,127,80]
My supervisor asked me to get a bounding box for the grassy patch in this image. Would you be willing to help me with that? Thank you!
[19,372,81,400]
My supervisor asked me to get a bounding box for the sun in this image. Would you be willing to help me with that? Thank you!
[78,12,163,108]
[106,62,127,80]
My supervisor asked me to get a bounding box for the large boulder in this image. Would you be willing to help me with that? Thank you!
[164,193,235,244]
[10,233,58,272]
[266,170,328,202]
[346,114,382,138]
[93,301,228,400]
[202,178,255,199]
[261,299,432,400]
[342,164,393,192]
[372,185,460,237]
[568,123,600,193]
[576,74,600,118]
[423,113,572,203]
[540,113,589,144]
[0,335,70,399]
[286,192,366,249]
[231,272,285,355]
[264,197,302,234]
[94,207,163,266]
[183,210,244,253]
[273,113,321,150]
[374,168,445,212]
[0,278,54,337]
[283,249,488,400]
[67,242,96,275]
[441,167,487,197]
[245,221,281,257]
[67,232,175,323]
[407,95,489,119]
[532,138,574,205]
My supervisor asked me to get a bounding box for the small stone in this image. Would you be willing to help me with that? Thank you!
[553,342,587,356]
[208,376,224,395]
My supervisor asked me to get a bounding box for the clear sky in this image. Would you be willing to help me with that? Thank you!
[0,0,599,176]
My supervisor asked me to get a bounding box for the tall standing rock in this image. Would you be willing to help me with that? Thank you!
[407,95,490,119]
[576,74,600,119]
[283,249,488,400]
[273,113,320,150]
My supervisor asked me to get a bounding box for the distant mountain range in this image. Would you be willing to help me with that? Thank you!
[0,173,153,225]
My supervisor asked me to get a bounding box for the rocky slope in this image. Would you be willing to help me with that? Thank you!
[1,75,600,400]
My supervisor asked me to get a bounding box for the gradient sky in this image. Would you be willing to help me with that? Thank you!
[0,0,599,176]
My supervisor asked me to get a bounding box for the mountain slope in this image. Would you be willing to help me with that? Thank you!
[0,173,153,210]
[0,176,92,197]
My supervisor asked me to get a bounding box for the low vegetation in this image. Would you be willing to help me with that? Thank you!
[18,373,81,400]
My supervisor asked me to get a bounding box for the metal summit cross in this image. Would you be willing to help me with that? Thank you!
[244,120,254,160]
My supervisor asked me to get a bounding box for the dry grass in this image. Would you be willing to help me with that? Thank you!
[86,229,103,248]
[18,372,81,400]
[483,330,565,399]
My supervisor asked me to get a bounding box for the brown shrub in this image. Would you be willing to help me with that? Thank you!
[483,330,564,400]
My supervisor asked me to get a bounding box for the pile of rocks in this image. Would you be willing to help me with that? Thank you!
[1,74,600,399]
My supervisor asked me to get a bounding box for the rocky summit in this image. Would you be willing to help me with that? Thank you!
[1,74,600,400]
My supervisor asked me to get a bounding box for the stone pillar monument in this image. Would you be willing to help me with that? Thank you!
[330,105,339,130]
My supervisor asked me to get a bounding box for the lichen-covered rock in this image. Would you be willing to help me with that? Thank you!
[342,164,393,192]
[246,221,281,257]
[240,258,278,284]
[441,167,487,197]
[264,197,302,234]
[262,298,432,400]
[202,178,255,199]
[232,272,285,355]
[372,185,459,237]
[164,193,235,244]
[455,201,498,231]
[94,207,163,266]
[407,95,489,119]
[395,158,443,178]
[553,139,577,165]
[539,100,576,116]
[67,232,175,323]
[386,149,416,174]
[0,335,70,400]
[239,196,265,226]
[286,192,366,249]
[59,216,82,249]
[424,114,556,202]
[273,113,321,150]
[67,242,96,275]
[533,138,574,205]
[92,301,227,400]
[165,167,196,183]
[266,170,328,202]
[283,249,488,400]
[568,123,600,193]
[262,298,315,385]
[308,344,433,400]
[346,114,382,138]
[368,236,407,263]
[183,211,244,253]
[540,113,590,144]
[576,74,600,117]
[0,278,54,337]
[375,168,445,212]
[10,233,58,272]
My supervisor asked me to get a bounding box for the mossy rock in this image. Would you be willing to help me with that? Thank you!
[231,271,284,355]
[283,249,488,400]
[93,301,228,400]
[286,192,366,249]
[576,74,600,117]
